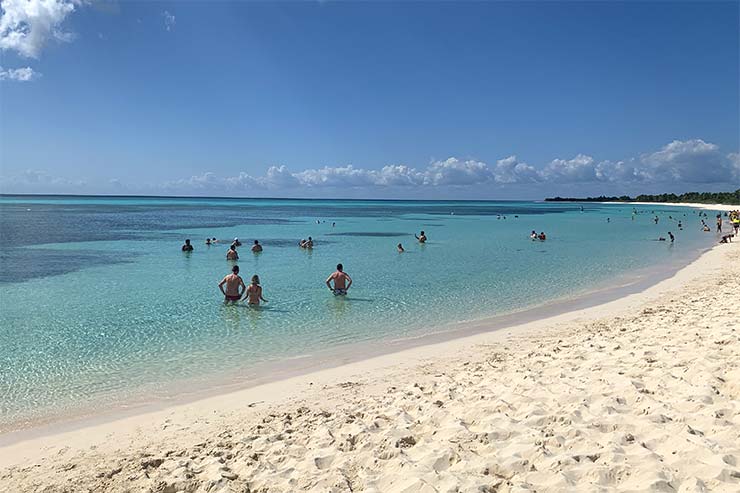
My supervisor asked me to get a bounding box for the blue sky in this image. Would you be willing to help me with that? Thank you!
[1,0,738,199]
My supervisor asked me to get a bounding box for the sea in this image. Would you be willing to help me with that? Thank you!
[0,195,718,431]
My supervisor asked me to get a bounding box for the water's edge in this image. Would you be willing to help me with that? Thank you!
[0,240,713,446]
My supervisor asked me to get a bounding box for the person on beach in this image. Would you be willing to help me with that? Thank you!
[218,265,246,303]
[326,263,352,296]
[397,243,405,253]
[719,234,733,244]
[415,230,427,243]
[181,239,193,252]
[668,232,675,242]
[252,240,263,253]
[226,244,239,260]
[244,275,268,305]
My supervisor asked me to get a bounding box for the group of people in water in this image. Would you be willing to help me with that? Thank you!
[530,230,547,241]
[191,228,428,305]
[183,207,740,306]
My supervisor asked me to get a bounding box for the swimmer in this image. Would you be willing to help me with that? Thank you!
[218,265,246,303]
[244,274,268,305]
[326,263,352,296]
[306,236,314,248]
[607,217,610,223]
[251,240,263,253]
[668,231,674,242]
[397,243,404,253]
[717,215,722,232]
[299,239,306,248]
[206,238,212,246]
[415,230,427,243]
[232,237,242,247]
[226,244,239,260]
[530,230,537,240]
[703,225,711,232]
[181,239,193,252]
[538,232,547,241]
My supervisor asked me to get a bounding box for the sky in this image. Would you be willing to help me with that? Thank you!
[0,0,738,199]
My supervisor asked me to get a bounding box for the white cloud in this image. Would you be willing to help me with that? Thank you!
[3,139,737,197]
[162,10,175,31]
[639,139,739,183]
[423,158,492,186]
[0,65,39,81]
[543,154,600,183]
[0,0,80,58]
[492,156,540,184]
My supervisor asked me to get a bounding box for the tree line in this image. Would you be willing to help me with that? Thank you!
[545,189,740,205]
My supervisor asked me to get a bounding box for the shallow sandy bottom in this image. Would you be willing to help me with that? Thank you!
[1,240,739,492]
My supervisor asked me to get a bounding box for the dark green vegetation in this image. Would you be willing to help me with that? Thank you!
[545,190,740,205]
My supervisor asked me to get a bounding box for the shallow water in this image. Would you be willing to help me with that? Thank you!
[0,196,717,428]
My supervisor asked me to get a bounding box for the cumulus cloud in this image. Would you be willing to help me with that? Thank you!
[3,139,737,196]
[639,139,739,183]
[0,65,38,81]
[0,0,80,58]
[492,156,540,184]
[162,10,175,31]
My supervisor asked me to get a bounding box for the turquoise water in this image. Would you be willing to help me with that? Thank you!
[0,196,717,429]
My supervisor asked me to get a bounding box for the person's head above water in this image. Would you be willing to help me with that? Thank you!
[251,274,260,284]
[420,230,425,235]
[185,239,191,244]
[232,265,239,273]
[337,263,343,272]
[254,240,259,245]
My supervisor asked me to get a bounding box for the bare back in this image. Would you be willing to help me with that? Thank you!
[221,274,244,297]
[246,284,263,304]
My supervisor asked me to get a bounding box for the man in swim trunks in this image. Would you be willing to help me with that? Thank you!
[218,265,246,303]
[397,243,404,252]
[415,230,427,243]
[181,239,193,251]
[326,263,352,296]
[244,274,268,305]
[226,244,239,260]
[252,240,263,253]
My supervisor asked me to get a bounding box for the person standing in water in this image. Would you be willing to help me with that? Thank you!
[668,231,675,242]
[326,263,352,296]
[415,230,427,243]
[218,265,246,303]
[226,244,239,260]
[181,239,193,251]
[251,240,263,253]
[397,243,404,252]
[717,214,723,232]
[244,275,268,306]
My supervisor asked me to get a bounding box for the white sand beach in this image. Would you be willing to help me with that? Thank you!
[1,238,739,492]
